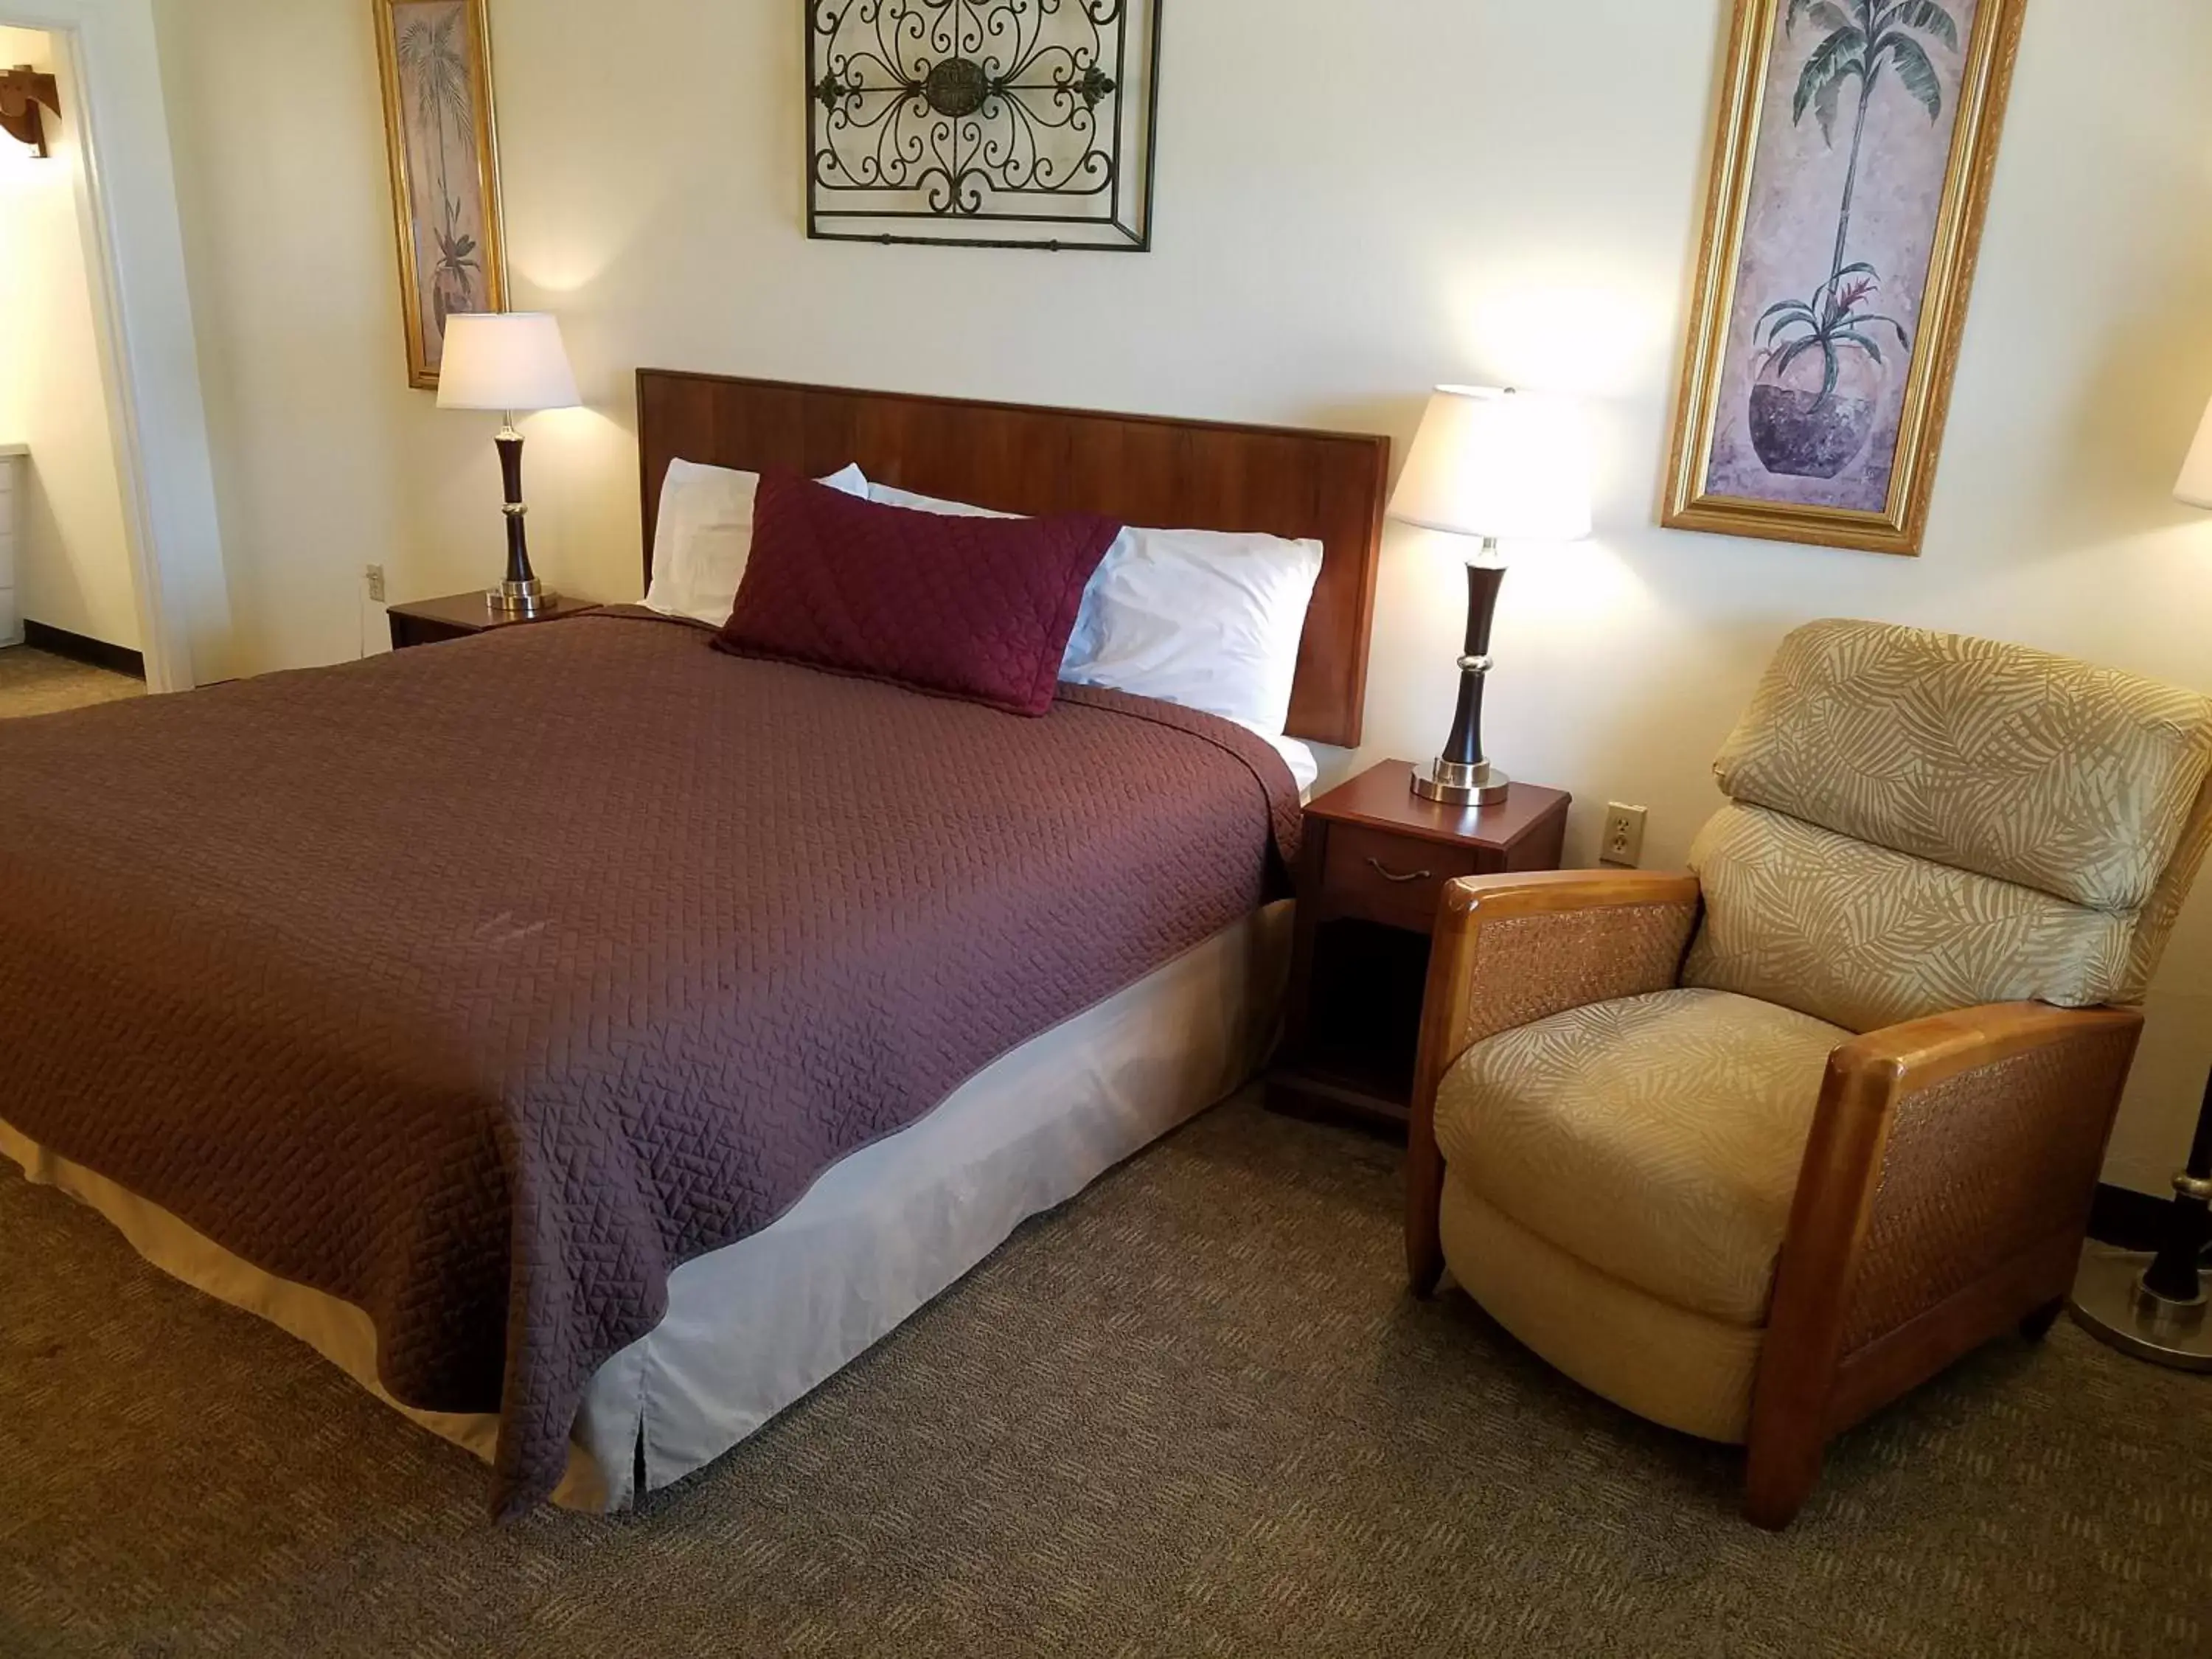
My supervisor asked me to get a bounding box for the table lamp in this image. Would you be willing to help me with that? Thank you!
[1388,386,1592,807]
[2067,390,2212,1372]
[437,312,581,616]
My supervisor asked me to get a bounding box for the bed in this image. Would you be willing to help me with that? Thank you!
[0,374,1389,1515]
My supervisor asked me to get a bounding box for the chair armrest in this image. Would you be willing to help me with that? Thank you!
[1405,869,1700,1292]
[1747,1001,2142,1520]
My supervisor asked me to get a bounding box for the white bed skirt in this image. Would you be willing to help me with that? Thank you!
[1,900,1293,1511]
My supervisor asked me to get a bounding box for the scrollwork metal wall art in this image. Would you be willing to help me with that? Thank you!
[807,0,1162,251]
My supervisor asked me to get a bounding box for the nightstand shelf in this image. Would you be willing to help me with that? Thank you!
[1270,759,1571,1133]
[386,591,591,650]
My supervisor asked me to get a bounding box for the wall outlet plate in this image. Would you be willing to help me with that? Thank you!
[1600,802,1647,868]
[364,563,386,604]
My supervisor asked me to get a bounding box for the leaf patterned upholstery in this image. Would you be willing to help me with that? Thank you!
[2128,767,2212,996]
[1434,988,1850,1326]
[1437,1180,1766,1444]
[1683,804,2138,1033]
[1713,619,2212,913]
[1688,620,2212,1031]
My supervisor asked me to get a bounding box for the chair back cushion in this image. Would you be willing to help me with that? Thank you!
[1688,620,2212,1030]
[1713,619,2212,912]
[1685,804,2138,1032]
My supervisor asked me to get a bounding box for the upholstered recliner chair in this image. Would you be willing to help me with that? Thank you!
[1407,619,2212,1528]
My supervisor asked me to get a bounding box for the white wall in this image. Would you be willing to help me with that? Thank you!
[0,22,139,652]
[151,0,2212,1192]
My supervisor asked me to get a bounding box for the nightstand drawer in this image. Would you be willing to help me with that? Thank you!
[1319,824,1483,933]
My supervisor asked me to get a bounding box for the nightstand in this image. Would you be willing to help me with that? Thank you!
[1270,759,1571,1132]
[386,591,591,650]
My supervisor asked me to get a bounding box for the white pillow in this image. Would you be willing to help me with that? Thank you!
[1070,526,1323,737]
[646,460,869,625]
[863,481,1321,738]
[865,481,1016,518]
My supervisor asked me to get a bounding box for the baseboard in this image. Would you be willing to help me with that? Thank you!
[2090,1182,2174,1251]
[21,619,146,681]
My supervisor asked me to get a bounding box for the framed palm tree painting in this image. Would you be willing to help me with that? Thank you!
[1663,0,2025,554]
[373,0,507,390]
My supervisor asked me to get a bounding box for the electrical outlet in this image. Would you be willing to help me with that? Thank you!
[364,563,386,604]
[1600,802,1647,868]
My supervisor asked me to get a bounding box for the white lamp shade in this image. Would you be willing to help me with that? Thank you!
[1389,385,1593,545]
[2177,396,2212,511]
[435,313,581,412]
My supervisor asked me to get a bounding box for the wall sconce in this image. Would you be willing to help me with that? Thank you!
[0,66,60,159]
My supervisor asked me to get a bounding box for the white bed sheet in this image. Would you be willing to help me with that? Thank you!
[1259,731,1318,795]
[565,899,1295,1507]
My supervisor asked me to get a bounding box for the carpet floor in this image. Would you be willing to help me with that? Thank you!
[0,647,143,719]
[2,1091,2206,1658]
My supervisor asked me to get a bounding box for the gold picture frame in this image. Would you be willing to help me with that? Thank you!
[1662,0,2026,556]
[372,0,507,391]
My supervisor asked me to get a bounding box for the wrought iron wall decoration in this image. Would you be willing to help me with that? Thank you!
[807,0,1162,251]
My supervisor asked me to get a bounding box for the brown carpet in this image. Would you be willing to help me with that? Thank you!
[2,1091,2206,1658]
[0,647,143,719]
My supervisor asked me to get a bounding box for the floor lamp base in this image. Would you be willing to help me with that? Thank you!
[2068,1242,2212,1372]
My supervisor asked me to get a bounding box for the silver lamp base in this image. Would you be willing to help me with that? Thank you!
[2068,1243,2212,1372]
[1412,759,1510,807]
[486,579,557,618]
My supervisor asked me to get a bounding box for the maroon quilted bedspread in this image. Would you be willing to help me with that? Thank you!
[0,611,1298,1516]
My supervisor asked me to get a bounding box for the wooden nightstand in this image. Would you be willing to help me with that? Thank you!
[386,591,591,650]
[1270,759,1571,1132]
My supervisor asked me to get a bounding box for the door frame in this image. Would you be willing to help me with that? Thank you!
[4,0,227,692]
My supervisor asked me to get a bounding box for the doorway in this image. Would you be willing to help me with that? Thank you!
[0,2,228,702]
[0,22,144,716]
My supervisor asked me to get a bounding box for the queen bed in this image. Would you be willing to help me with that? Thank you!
[0,374,1388,1516]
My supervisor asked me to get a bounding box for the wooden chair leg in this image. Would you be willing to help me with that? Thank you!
[2019,1296,2065,1342]
[1743,1413,1826,1531]
[1408,1229,1444,1298]
[1405,1103,1447,1298]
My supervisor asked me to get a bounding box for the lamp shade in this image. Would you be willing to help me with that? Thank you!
[1389,385,1593,544]
[435,313,580,412]
[2177,396,2212,511]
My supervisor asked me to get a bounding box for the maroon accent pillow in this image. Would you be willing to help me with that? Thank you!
[716,474,1123,717]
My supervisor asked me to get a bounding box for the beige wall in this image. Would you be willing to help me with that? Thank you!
[0,23,139,653]
[152,0,2212,1192]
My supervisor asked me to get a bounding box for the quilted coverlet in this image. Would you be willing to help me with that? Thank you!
[0,611,1299,1516]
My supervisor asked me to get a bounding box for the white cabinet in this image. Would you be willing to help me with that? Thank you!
[0,445,21,647]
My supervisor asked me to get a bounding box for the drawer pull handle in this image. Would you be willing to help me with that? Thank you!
[1366,857,1433,885]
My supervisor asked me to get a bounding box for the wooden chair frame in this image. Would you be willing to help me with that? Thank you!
[1407,870,2141,1529]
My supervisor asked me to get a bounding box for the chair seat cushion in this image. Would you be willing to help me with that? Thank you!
[1433,988,1849,1326]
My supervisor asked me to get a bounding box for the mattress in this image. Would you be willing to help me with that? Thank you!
[0,902,1293,1509]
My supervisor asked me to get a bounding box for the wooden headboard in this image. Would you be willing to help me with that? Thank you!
[635,370,1389,748]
